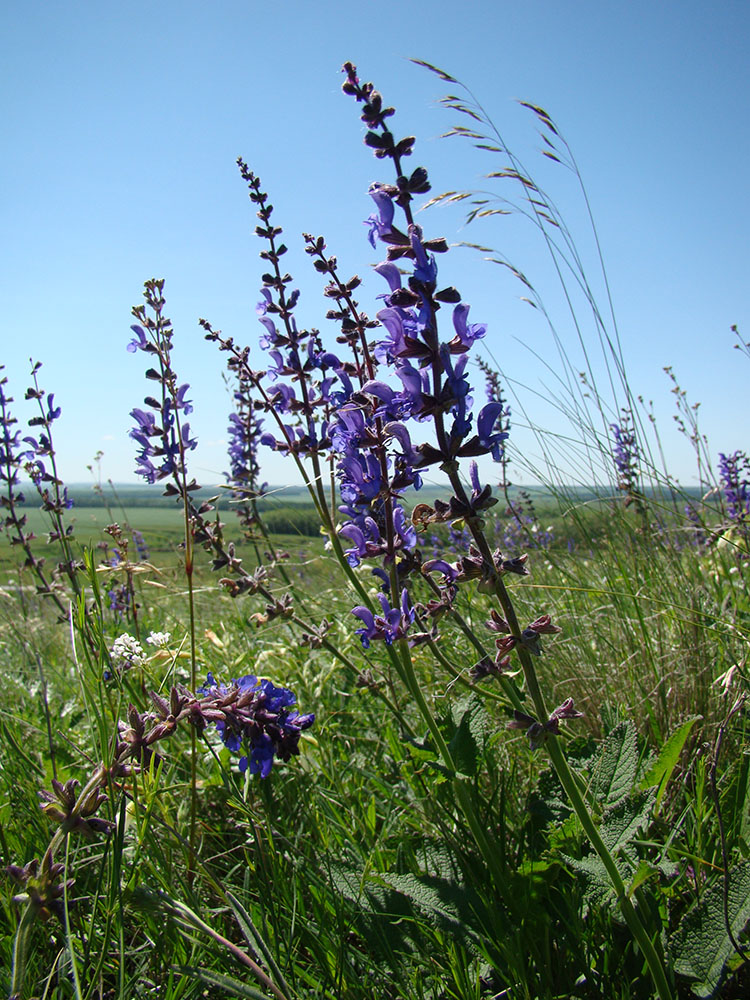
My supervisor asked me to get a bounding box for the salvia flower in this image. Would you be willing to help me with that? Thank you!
[610,410,641,504]
[132,529,149,560]
[718,450,750,527]
[38,778,114,838]
[365,182,395,247]
[197,672,315,777]
[508,697,583,749]
[351,589,414,648]
[128,281,199,492]
[226,378,268,532]
[6,850,75,923]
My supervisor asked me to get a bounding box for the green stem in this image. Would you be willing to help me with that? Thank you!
[9,896,36,999]
[394,638,513,906]
[546,739,674,1000]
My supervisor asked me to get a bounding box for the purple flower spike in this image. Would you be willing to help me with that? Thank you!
[718,451,750,525]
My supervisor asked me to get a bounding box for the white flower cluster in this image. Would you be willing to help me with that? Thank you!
[146,631,171,648]
[111,634,145,669]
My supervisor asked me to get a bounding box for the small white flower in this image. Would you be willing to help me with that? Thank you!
[146,631,171,648]
[111,634,145,669]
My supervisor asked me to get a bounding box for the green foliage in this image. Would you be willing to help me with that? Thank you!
[671,861,750,997]
[590,720,641,806]
[641,714,702,810]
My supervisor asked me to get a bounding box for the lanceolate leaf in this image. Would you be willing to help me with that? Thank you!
[225,890,293,1000]
[640,715,702,810]
[448,707,478,777]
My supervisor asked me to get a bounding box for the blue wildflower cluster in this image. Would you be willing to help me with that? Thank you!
[496,490,554,552]
[220,164,345,466]
[197,672,315,778]
[333,66,508,637]
[128,280,198,491]
[132,529,149,561]
[610,410,641,504]
[352,589,414,648]
[204,64,558,669]
[718,451,750,528]
[97,522,149,626]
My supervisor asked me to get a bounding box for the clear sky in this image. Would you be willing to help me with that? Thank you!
[2,0,748,490]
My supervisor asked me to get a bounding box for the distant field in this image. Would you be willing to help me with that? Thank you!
[1,506,185,551]
[0,504,326,587]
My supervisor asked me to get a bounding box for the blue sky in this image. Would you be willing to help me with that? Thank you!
[2,0,748,489]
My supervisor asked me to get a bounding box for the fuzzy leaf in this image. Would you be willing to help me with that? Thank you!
[590,720,639,806]
[671,860,750,997]
[600,788,656,853]
[640,714,701,809]
[375,871,483,948]
[563,852,635,918]
[562,855,614,915]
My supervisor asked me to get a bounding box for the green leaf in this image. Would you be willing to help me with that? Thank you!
[562,855,614,915]
[448,702,480,777]
[627,860,660,897]
[563,853,635,917]
[327,861,369,908]
[225,890,292,999]
[600,788,656,853]
[590,720,639,806]
[404,735,452,779]
[375,871,483,948]
[640,715,701,809]
[671,860,750,998]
